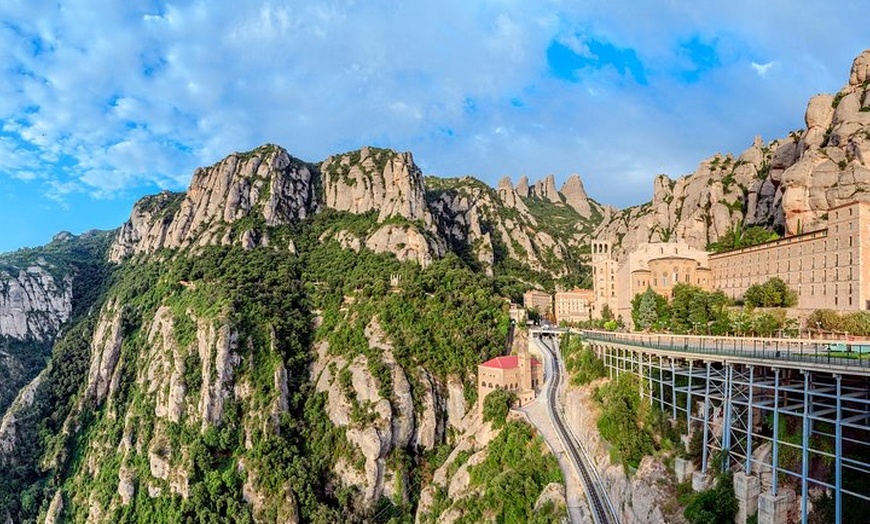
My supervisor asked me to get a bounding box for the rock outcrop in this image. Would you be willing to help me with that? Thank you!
[109,144,317,260]
[564,383,684,524]
[310,319,454,512]
[0,371,44,460]
[322,147,433,226]
[531,174,562,204]
[561,174,593,218]
[364,224,444,268]
[595,49,870,260]
[0,263,72,341]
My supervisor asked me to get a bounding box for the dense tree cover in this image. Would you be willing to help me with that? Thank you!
[626,284,794,337]
[743,277,797,308]
[594,374,656,470]
[808,309,870,336]
[669,284,731,334]
[589,370,683,472]
[560,333,606,385]
[630,287,670,331]
[426,421,564,524]
[482,389,517,428]
[707,223,779,253]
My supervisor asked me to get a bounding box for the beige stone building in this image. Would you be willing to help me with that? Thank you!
[523,289,552,317]
[593,241,712,321]
[555,289,595,324]
[477,344,543,409]
[710,201,870,310]
[591,201,870,318]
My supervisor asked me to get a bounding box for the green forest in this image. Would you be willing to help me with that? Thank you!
[0,205,558,524]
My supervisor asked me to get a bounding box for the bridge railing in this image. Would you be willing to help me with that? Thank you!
[581,330,870,371]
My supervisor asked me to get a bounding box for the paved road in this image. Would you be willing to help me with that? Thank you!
[524,334,619,524]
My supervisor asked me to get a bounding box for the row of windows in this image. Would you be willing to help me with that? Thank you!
[713,232,860,267]
[717,265,857,286]
[716,250,856,276]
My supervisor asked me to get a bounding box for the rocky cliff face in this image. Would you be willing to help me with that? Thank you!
[596,49,870,260]
[0,263,72,342]
[109,144,318,261]
[309,319,457,511]
[428,174,599,278]
[322,147,433,226]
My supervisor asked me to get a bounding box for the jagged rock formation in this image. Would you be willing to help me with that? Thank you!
[0,371,44,458]
[531,174,562,204]
[109,144,318,260]
[596,49,870,260]
[515,175,530,197]
[364,224,444,268]
[322,147,432,226]
[561,174,593,218]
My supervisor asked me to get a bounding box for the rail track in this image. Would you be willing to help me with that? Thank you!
[537,335,618,524]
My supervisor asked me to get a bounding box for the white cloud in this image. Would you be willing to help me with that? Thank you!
[751,61,775,77]
[0,0,865,215]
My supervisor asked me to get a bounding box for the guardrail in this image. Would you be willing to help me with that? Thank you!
[582,330,870,371]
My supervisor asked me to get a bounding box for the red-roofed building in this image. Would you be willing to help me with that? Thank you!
[478,345,544,409]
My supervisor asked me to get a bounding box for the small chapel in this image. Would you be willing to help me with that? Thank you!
[477,344,544,409]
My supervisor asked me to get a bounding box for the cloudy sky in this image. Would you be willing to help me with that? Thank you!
[0,1,866,252]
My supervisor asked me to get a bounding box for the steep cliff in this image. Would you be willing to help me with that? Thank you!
[109,144,318,261]
[0,231,112,416]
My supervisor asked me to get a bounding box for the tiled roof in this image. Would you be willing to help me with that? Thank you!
[480,355,518,369]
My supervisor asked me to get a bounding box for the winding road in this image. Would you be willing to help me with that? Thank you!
[531,333,619,524]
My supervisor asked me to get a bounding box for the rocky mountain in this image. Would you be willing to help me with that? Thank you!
[596,49,870,260]
[0,143,563,523]
[2,47,869,524]
[0,231,112,415]
[109,144,318,260]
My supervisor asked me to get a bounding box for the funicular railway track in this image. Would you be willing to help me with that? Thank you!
[536,334,618,524]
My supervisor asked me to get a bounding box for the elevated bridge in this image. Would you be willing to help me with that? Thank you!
[580,329,869,524]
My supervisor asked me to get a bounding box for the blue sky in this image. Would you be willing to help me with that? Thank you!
[0,0,866,252]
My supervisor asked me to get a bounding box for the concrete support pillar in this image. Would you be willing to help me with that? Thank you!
[758,491,790,524]
[691,470,711,492]
[674,457,695,483]
[734,472,761,524]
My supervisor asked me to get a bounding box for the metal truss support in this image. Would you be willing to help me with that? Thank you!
[835,374,842,524]
[746,366,754,475]
[670,359,689,422]
[801,372,810,524]
[701,362,712,473]
[687,361,694,429]
[721,364,734,471]
[772,369,780,496]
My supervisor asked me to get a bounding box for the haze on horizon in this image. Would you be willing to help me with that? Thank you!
[0,0,866,253]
